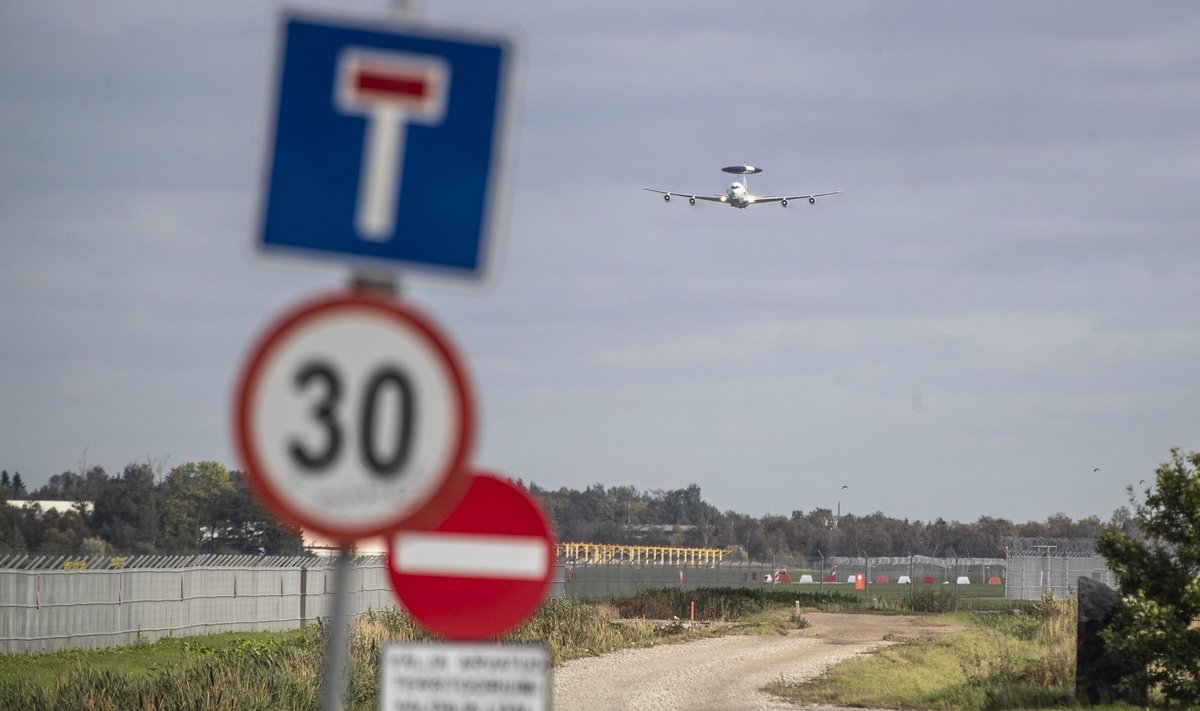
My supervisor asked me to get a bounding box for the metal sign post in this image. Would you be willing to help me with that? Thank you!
[233,293,477,711]
[323,546,353,711]
[248,3,517,708]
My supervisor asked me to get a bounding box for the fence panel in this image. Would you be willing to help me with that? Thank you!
[0,555,396,655]
[1004,538,1116,600]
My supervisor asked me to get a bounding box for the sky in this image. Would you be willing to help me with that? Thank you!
[2,1,1198,525]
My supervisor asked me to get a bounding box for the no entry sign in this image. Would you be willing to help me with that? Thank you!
[233,292,475,541]
[388,472,556,640]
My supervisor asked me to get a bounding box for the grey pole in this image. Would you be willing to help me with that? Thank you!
[322,546,354,711]
[817,549,824,597]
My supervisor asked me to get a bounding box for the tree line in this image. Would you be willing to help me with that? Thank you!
[529,481,1133,561]
[2,461,1136,560]
[0,461,303,556]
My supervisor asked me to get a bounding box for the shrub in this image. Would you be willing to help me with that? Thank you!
[908,587,955,613]
[612,587,853,621]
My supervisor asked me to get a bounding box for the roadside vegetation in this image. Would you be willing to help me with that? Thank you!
[0,595,718,710]
[0,587,856,710]
[765,592,1100,711]
[0,585,1172,711]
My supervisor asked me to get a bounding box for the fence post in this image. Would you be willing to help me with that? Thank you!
[954,556,960,610]
[909,554,914,605]
[817,550,824,597]
[300,566,308,628]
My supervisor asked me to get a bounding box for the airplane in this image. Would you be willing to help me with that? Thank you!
[644,164,840,209]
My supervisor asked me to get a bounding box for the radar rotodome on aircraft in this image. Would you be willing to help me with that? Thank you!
[644,165,840,209]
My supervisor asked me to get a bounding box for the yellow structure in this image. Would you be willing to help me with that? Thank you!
[556,542,725,565]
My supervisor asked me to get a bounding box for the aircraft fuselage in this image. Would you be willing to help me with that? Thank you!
[725,182,753,208]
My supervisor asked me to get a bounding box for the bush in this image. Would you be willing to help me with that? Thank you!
[612,586,853,621]
[1097,447,1200,706]
[908,588,955,613]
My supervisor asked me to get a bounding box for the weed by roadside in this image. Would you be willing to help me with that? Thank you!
[613,586,854,621]
[764,594,1080,711]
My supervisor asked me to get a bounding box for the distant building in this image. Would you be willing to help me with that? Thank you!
[6,500,93,515]
[303,530,387,556]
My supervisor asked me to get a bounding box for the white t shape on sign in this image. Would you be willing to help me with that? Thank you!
[335,48,449,241]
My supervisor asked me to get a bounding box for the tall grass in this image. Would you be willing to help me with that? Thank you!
[340,598,660,709]
[0,591,1076,710]
[613,586,855,620]
[764,591,1078,710]
[0,629,325,710]
[0,597,666,710]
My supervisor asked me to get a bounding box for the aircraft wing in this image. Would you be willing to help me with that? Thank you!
[643,188,726,203]
[752,191,842,204]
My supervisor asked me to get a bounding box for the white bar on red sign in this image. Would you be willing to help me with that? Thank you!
[393,532,549,579]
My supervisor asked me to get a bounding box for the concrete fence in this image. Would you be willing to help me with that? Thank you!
[0,554,395,655]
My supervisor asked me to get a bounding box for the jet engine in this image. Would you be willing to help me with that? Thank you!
[663,194,670,202]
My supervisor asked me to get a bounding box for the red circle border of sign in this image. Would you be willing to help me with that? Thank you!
[387,471,556,641]
[232,291,475,543]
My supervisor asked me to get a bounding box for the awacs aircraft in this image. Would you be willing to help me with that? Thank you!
[644,165,839,209]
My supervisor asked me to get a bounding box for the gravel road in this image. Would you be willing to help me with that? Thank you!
[552,612,955,711]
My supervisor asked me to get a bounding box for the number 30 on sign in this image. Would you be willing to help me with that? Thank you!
[233,292,475,541]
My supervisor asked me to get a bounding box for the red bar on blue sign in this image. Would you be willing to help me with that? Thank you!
[355,68,430,101]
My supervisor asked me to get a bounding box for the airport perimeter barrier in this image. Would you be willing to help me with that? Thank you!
[0,553,397,655]
[559,556,1009,604]
[1004,537,1117,600]
[0,553,570,655]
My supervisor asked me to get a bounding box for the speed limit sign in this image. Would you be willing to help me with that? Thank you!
[233,292,475,541]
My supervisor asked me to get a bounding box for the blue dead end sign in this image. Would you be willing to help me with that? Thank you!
[258,11,514,276]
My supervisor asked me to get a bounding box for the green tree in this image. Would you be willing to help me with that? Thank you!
[160,461,234,552]
[212,471,305,555]
[10,472,26,498]
[1097,447,1200,706]
[33,508,87,552]
[92,462,159,553]
[0,486,26,552]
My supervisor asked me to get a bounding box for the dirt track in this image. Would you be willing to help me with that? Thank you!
[552,612,957,711]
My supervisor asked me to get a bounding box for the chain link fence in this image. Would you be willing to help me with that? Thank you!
[1004,538,1116,600]
[3,546,1051,654]
[561,555,1009,603]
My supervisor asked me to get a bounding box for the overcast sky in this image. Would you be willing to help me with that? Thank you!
[2,1,1198,525]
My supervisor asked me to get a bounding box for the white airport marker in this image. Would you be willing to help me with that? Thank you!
[335,49,449,241]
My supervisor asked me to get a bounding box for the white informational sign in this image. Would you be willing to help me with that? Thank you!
[379,643,550,711]
[234,292,475,541]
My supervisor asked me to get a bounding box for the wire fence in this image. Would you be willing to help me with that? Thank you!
[560,556,1011,604]
[1004,538,1117,600]
[0,554,395,655]
[1,548,1052,655]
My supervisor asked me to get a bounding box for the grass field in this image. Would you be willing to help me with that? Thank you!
[0,597,688,710]
[764,593,1100,711]
[0,588,1080,710]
